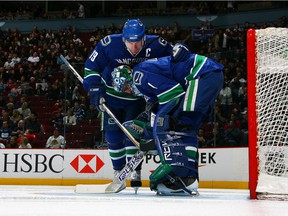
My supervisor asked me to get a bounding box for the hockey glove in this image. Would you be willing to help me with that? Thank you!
[89,85,106,112]
[171,43,190,62]
[123,120,156,152]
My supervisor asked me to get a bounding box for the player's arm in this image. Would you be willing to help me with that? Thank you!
[171,43,191,62]
[83,37,110,111]
[136,71,185,107]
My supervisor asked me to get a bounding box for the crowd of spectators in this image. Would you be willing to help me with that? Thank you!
[1,1,287,20]
[0,1,230,20]
[0,2,287,149]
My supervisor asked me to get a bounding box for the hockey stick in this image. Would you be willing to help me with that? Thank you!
[60,54,146,193]
[60,55,140,148]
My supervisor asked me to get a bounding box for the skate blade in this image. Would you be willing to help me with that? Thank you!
[133,187,140,194]
[156,189,200,196]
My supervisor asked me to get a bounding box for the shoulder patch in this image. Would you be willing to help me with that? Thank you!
[158,37,168,46]
[133,71,143,86]
[101,35,112,46]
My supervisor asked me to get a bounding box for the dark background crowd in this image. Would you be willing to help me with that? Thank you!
[0,1,287,149]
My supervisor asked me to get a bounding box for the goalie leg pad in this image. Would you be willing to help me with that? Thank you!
[152,132,198,178]
[150,99,199,194]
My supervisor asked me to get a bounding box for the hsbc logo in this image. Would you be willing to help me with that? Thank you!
[70,154,105,173]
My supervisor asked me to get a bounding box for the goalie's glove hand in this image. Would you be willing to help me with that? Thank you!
[89,85,106,112]
[171,43,190,62]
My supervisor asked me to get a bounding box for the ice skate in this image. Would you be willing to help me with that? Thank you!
[156,177,199,196]
[130,170,142,194]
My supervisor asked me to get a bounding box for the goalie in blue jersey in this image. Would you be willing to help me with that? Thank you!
[111,44,224,195]
[83,19,174,192]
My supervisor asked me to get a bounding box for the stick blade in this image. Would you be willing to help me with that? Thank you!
[75,184,110,194]
[75,183,125,194]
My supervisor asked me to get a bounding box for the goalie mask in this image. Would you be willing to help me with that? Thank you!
[111,65,142,96]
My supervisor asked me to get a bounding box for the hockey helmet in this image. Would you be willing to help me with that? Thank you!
[122,19,145,42]
[111,65,141,96]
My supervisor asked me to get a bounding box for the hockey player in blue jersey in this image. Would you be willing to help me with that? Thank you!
[111,43,224,195]
[83,18,176,192]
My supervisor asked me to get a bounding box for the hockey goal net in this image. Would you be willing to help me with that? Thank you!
[247,27,288,200]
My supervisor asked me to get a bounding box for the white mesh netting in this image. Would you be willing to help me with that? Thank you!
[255,27,288,199]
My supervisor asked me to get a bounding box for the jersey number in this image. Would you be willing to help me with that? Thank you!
[89,50,98,62]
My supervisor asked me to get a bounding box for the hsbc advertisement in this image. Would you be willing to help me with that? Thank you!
[0,148,248,183]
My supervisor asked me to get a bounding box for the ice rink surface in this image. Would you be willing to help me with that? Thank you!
[0,185,287,216]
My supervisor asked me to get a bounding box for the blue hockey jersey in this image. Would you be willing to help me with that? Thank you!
[84,34,172,100]
[132,55,224,106]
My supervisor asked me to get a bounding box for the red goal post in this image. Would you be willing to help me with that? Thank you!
[247,28,288,200]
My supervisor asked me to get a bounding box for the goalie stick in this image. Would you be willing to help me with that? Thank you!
[60,54,146,193]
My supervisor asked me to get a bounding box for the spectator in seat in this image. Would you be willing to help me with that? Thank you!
[19,136,32,148]
[51,110,64,131]
[72,101,85,124]
[11,53,21,66]
[17,101,31,120]
[224,120,243,146]
[0,110,14,129]
[6,136,18,148]
[218,81,233,118]
[206,123,225,147]
[3,56,15,70]
[27,52,40,63]
[6,95,20,109]
[0,121,13,144]
[45,127,65,149]
[24,112,44,134]
[17,129,35,146]
[11,109,22,128]
[63,109,77,126]
[197,128,207,148]
[35,84,45,95]
[6,102,15,117]
[12,119,25,137]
